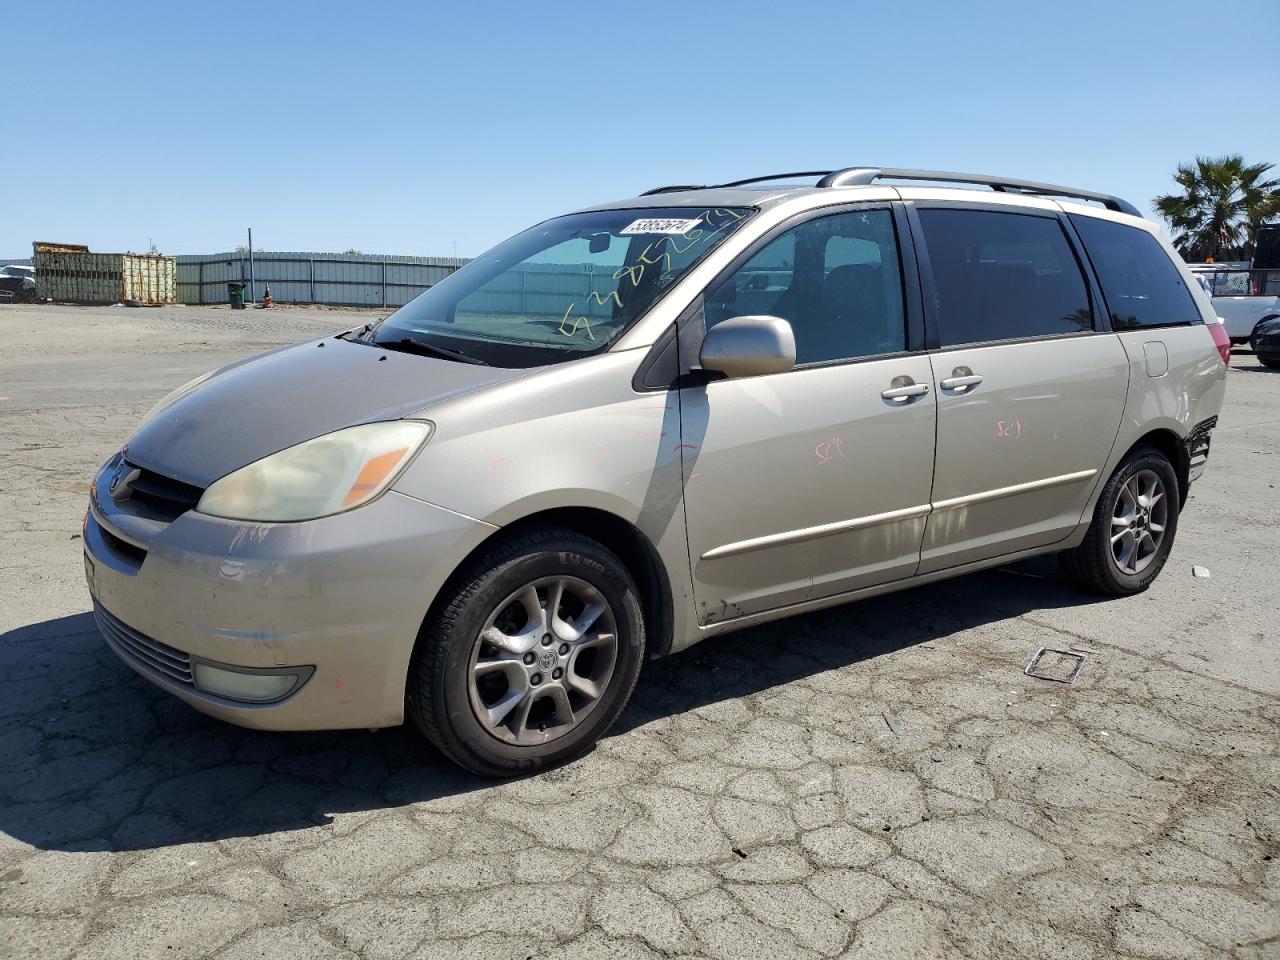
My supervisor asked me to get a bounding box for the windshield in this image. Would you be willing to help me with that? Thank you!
[371,206,752,367]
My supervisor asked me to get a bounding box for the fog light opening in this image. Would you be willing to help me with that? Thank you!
[192,662,306,703]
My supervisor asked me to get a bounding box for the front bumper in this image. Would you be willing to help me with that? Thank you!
[84,457,495,730]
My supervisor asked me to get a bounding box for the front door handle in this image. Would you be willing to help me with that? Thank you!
[940,374,983,390]
[881,382,930,401]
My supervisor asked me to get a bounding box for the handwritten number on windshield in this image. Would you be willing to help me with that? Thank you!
[557,209,746,340]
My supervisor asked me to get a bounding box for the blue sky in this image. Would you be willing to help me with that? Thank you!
[2,0,1277,258]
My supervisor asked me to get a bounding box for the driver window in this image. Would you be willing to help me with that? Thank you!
[706,209,906,364]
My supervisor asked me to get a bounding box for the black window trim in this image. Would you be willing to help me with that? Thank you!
[650,200,925,386]
[903,199,1110,352]
[1067,212,1204,331]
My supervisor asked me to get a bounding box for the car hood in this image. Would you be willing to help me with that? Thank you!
[125,337,528,486]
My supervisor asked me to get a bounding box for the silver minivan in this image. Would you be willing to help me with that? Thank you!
[84,167,1229,775]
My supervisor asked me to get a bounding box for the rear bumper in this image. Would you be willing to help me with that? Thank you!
[1185,415,1217,483]
[84,459,496,730]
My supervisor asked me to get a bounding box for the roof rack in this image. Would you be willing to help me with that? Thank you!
[640,167,1141,217]
[815,167,1142,217]
[640,184,710,195]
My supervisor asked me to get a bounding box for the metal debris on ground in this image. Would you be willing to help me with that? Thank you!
[1024,647,1086,684]
[1192,565,1212,578]
[882,712,902,735]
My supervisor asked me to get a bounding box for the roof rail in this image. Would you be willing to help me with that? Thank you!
[640,184,709,195]
[640,168,1141,217]
[717,171,837,188]
[815,167,1142,217]
[641,172,832,195]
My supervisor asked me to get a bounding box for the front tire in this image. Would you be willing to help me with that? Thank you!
[1059,445,1179,596]
[407,527,645,777]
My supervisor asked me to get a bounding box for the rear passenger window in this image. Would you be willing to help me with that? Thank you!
[705,209,906,365]
[918,209,1093,346]
[1069,215,1201,329]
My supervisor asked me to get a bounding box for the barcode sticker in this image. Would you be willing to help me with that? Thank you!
[619,218,702,236]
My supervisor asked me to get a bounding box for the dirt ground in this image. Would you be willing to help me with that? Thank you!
[1,303,1278,960]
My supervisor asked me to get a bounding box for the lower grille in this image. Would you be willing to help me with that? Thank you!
[94,601,193,686]
[98,523,147,566]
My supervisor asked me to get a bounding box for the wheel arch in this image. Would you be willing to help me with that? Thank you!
[1251,313,1280,345]
[412,506,676,677]
[1125,427,1190,509]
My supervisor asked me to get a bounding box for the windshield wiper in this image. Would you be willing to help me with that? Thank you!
[382,337,490,366]
[338,322,380,344]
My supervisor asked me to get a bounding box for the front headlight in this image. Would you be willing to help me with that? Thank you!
[196,420,433,522]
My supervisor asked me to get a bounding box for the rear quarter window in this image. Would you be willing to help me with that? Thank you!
[1069,215,1201,329]
[917,208,1093,347]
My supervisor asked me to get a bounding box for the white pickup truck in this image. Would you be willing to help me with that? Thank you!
[1188,263,1280,343]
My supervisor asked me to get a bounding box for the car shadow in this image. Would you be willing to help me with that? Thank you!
[0,555,1106,853]
[614,553,1108,733]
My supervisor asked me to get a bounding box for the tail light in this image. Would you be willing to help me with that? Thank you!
[1208,320,1231,366]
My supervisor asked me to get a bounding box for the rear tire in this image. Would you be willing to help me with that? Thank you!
[407,527,645,777]
[1059,445,1179,596]
[1259,354,1280,370]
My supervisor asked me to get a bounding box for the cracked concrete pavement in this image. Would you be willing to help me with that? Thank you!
[1,303,1278,959]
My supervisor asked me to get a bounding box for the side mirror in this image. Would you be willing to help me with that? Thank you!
[699,315,796,379]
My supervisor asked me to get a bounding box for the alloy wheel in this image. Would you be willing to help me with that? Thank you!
[1110,469,1168,576]
[467,576,618,745]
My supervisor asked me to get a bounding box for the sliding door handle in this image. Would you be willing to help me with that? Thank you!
[940,374,983,390]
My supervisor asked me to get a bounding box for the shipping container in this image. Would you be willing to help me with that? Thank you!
[33,242,177,304]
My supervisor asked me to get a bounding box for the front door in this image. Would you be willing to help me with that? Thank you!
[909,204,1129,573]
[679,206,937,625]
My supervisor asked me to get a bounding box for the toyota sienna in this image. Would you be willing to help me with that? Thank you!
[84,167,1229,775]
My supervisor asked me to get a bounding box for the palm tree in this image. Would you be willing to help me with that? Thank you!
[1153,155,1280,262]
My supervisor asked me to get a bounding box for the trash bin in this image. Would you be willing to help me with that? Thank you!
[227,281,246,310]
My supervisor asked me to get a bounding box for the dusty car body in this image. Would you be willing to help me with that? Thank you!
[85,167,1228,775]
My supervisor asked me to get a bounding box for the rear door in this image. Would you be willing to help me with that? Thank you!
[908,203,1130,572]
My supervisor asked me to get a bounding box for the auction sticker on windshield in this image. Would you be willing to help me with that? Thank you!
[619,218,703,236]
